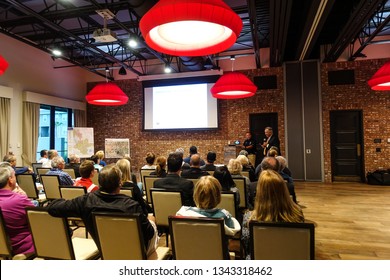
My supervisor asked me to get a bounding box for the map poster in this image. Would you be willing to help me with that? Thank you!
[105,138,130,158]
[67,127,94,158]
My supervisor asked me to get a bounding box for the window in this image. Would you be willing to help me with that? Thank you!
[37,105,73,161]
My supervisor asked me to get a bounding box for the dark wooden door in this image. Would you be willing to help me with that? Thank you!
[330,110,364,182]
[249,113,278,166]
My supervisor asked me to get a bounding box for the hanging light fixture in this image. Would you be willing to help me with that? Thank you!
[211,55,257,99]
[0,55,9,75]
[211,72,257,99]
[140,0,243,56]
[86,69,128,105]
[368,60,390,91]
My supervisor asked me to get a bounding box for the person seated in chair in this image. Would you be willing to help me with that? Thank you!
[200,151,218,172]
[46,156,74,186]
[241,169,304,259]
[176,176,241,237]
[73,160,98,193]
[65,154,81,178]
[181,154,209,179]
[48,164,159,256]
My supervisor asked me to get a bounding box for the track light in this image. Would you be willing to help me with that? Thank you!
[164,64,172,73]
[119,66,127,75]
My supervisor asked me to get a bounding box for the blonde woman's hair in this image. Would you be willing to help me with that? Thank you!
[227,158,243,175]
[116,158,132,183]
[95,150,105,160]
[250,169,304,223]
[193,176,221,209]
[236,154,249,166]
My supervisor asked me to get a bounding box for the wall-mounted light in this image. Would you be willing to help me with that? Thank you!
[0,55,9,75]
[140,0,242,56]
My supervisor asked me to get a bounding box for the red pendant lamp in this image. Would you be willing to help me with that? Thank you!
[0,55,9,75]
[368,60,390,91]
[211,72,257,99]
[140,0,243,56]
[86,82,128,106]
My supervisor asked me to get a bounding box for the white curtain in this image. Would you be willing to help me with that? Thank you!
[74,109,87,127]
[22,101,40,165]
[0,97,10,158]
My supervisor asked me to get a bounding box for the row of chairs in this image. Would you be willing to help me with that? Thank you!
[1,206,314,260]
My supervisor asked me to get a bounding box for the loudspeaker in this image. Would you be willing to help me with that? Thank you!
[328,70,355,85]
[254,75,277,89]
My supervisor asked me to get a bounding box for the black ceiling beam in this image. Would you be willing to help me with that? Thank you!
[295,0,336,61]
[4,0,143,77]
[269,0,293,67]
[248,0,261,68]
[323,0,385,62]
[349,0,390,60]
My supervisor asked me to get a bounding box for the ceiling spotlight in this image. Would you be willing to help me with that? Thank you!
[52,49,62,56]
[128,38,138,48]
[119,66,127,75]
[164,64,172,73]
[105,67,110,72]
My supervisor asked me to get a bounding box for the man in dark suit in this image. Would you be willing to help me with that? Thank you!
[153,152,195,206]
[181,154,209,179]
[261,127,280,156]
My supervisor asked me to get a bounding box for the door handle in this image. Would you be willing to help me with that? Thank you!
[357,144,361,157]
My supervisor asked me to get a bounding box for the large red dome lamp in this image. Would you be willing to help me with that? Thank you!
[211,72,257,99]
[86,82,128,106]
[140,0,243,56]
[368,60,390,91]
[0,55,9,75]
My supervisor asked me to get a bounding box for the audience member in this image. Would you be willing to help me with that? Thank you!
[183,146,205,166]
[37,149,48,164]
[176,176,241,236]
[46,156,74,186]
[227,158,250,188]
[42,149,58,168]
[213,165,240,203]
[200,151,218,171]
[181,154,209,179]
[175,148,190,169]
[153,152,195,206]
[116,158,150,215]
[95,150,106,167]
[73,160,98,192]
[3,153,34,175]
[241,169,304,259]
[0,165,35,256]
[150,156,167,178]
[141,152,156,169]
[243,132,257,167]
[48,164,159,256]
[122,156,138,185]
[276,155,292,177]
[0,162,27,196]
[276,156,297,203]
[236,154,256,182]
[65,154,81,178]
[90,155,102,172]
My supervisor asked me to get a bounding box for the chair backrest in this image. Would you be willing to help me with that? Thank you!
[241,171,250,179]
[143,175,158,203]
[91,170,99,186]
[36,167,50,177]
[26,207,75,259]
[92,212,146,260]
[249,221,315,260]
[59,186,87,200]
[232,177,247,209]
[169,216,229,260]
[218,191,237,218]
[207,170,215,176]
[0,208,13,259]
[16,174,39,199]
[119,187,133,198]
[62,168,76,179]
[187,178,199,186]
[40,174,61,200]
[150,188,183,227]
[140,169,155,187]
[32,162,42,175]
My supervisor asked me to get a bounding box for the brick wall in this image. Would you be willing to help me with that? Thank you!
[321,58,390,182]
[87,67,284,175]
[87,58,390,182]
